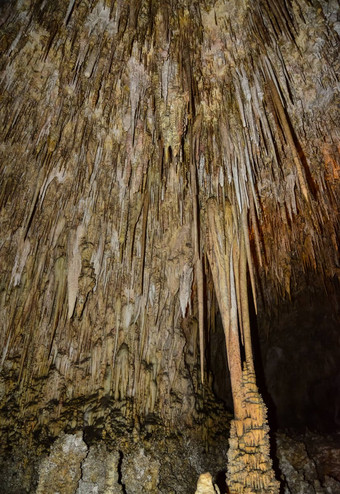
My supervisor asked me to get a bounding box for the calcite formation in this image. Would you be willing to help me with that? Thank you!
[226,365,279,493]
[0,0,339,492]
[195,472,220,494]
[36,434,88,494]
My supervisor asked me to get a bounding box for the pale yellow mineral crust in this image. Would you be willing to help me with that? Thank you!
[195,472,220,494]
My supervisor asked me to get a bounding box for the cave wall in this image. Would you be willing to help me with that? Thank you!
[258,276,340,432]
[0,0,338,427]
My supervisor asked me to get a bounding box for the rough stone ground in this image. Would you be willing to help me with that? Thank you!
[1,427,339,493]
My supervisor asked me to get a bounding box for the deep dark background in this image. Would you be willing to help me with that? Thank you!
[208,274,340,433]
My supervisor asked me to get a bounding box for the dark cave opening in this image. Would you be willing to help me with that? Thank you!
[207,278,340,434]
[215,469,228,494]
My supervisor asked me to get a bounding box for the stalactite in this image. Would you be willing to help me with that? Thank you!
[0,0,339,491]
[190,147,205,384]
[266,78,310,203]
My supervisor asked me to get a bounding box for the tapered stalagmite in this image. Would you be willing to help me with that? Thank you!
[0,0,339,492]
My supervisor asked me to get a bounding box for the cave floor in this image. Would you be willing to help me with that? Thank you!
[0,424,339,493]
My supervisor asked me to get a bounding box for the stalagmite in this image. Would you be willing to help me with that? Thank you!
[195,473,220,494]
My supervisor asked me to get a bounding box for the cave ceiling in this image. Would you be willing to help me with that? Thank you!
[0,0,339,440]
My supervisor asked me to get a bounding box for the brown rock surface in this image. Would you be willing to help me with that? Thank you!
[0,0,339,492]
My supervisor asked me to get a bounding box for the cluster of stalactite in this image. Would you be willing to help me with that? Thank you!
[0,0,339,490]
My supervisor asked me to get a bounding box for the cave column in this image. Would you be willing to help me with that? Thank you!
[206,198,279,493]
